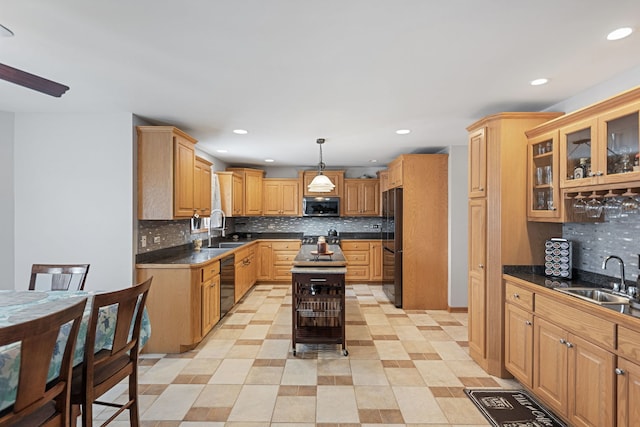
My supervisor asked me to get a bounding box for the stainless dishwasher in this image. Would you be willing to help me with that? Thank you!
[219,254,235,319]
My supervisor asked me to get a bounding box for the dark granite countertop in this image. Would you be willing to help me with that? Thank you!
[292,244,347,267]
[503,265,640,318]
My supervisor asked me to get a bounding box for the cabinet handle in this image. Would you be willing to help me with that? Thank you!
[525,320,532,326]
[597,171,604,176]
[615,368,625,375]
[559,338,567,345]
[479,187,484,191]
[479,264,484,269]
[565,341,573,348]
[513,293,520,299]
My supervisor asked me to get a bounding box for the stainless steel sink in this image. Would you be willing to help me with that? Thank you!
[204,247,233,254]
[217,242,246,248]
[554,287,631,305]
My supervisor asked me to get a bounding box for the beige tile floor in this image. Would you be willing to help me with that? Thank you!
[94,283,519,426]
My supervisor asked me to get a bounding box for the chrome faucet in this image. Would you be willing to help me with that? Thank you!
[208,209,226,247]
[602,255,626,293]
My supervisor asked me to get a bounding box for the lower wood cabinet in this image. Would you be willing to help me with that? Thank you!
[505,303,533,388]
[235,243,257,302]
[616,357,640,427]
[201,273,220,336]
[341,240,383,282]
[257,240,300,282]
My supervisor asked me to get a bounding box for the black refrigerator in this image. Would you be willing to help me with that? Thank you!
[382,188,403,307]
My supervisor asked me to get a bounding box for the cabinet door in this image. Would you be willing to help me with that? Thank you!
[468,128,487,198]
[559,118,598,188]
[195,157,212,216]
[468,199,486,359]
[528,132,561,221]
[568,334,615,427]
[533,317,568,416]
[257,242,273,280]
[617,357,640,427]
[280,180,300,215]
[597,102,640,185]
[174,136,196,217]
[370,242,383,281]
[244,171,263,215]
[232,175,244,216]
[343,181,361,215]
[505,304,533,388]
[360,180,380,215]
[263,181,282,215]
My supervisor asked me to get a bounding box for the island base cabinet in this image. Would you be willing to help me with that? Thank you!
[617,357,640,427]
[504,303,533,388]
[534,317,615,427]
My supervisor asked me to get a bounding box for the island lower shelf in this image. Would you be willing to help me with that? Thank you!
[291,268,348,356]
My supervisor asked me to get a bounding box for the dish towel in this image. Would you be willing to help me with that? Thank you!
[211,171,223,228]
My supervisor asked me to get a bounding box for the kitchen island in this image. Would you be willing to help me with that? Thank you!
[291,244,348,356]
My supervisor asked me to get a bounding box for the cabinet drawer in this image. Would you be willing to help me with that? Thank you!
[271,241,301,251]
[344,251,369,264]
[273,266,293,280]
[200,260,220,284]
[274,250,298,264]
[535,293,615,349]
[505,281,534,311]
[618,326,640,364]
[341,241,370,251]
[346,265,369,279]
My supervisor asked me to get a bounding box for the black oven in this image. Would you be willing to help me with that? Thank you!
[302,196,340,217]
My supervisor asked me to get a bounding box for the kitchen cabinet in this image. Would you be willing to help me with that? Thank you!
[341,240,384,282]
[343,179,379,216]
[378,170,389,193]
[387,157,403,189]
[217,171,244,216]
[263,178,301,216]
[200,262,220,336]
[534,317,615,427]
[466,113,562,377]
[527,131,562,221]
[235,243,257,302]
[227,168,264,216]
[257,240,301,282]
[194,157,212,217]
[301,170,344,197]
[137,126,198,220]
[136,259,220,353]
[617,326,640,427]
[504,281,534,388]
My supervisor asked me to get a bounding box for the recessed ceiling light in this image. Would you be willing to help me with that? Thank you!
[607,27,632,41]
[0,24,14,37]
[395,129,411,135]
[369,159,378,163]
[216,149,228,153]
[233,129,248,135]
[265,159,275,163]
[530,78,549,86]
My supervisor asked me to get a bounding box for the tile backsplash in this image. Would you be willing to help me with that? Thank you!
[563,216,640,282]
[137,216,382,253]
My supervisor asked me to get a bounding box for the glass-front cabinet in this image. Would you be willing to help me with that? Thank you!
[528,132,561,221]
[560,102,640,188]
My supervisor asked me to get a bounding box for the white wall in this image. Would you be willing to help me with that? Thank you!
[13,113,134,291]
[447,145,468,308]
[0,112,15,290]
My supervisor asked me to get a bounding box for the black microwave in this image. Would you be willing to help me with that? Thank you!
[302,196,340,217]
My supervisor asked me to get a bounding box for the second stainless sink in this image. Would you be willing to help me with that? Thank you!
[217,242,247,248]
[555,287,631,305]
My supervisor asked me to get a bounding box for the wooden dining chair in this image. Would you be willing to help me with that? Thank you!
[70,278,152,427]
[0,297,87,427]
[29,264,91,291]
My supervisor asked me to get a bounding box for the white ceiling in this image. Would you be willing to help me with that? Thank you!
[1,0,640,167]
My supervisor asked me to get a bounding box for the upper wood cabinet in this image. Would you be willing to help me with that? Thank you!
[217,171,243,216]
[387,157,403,189]
[343,179,379,216]
[194,157,212,217]
[468,127,487,198]
[263,178,301,216]
[137,126,198,220]
[527,131,562,222]
[301,170,344,197]
[226,168,265,216]
[378,170,389,193]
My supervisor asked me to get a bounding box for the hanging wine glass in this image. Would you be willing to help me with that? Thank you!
[572,193,587,215]
[585,192,603,218]
[603,191,622,219]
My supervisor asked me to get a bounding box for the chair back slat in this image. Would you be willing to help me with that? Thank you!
[29,264,90,291]
[0,297,87,426]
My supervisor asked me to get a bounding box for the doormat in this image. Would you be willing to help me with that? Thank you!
[464,389,566,427]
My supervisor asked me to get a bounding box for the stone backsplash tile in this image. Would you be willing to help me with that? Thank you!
[563,216,640,282]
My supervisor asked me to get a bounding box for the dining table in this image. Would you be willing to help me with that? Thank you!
[0,289,151,412]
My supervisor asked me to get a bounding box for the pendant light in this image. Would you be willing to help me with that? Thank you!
[307,138,335,192]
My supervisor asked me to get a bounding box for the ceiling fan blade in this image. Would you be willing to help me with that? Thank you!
[0,63,69,97]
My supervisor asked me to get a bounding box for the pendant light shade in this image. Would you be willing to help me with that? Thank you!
[308,138,336,193]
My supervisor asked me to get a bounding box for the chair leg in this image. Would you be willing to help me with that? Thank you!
[82,401,92,427]
[70,404,81,427]
[129,369,140,427]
